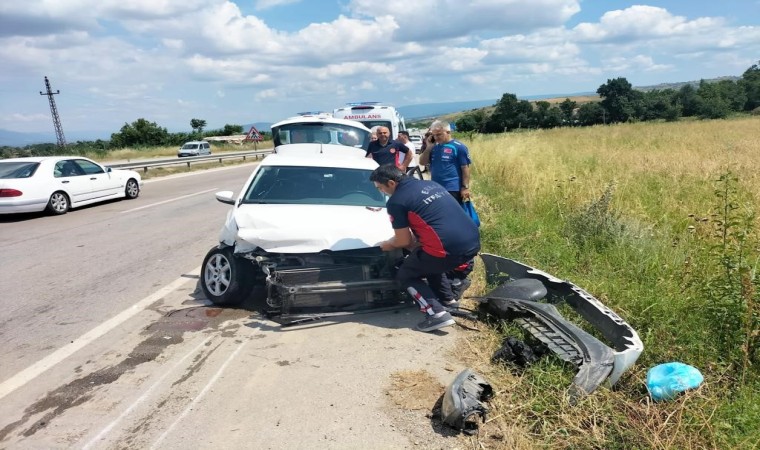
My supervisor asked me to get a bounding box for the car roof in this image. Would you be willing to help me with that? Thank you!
[260,151,379,171]
[271,114,371,131]
[182,140,208,144]
[0,156,88,163]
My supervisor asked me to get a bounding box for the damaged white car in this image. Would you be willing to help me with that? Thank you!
[200,115,404,323]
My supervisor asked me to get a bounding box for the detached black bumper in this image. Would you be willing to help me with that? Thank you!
[480,253,643,401]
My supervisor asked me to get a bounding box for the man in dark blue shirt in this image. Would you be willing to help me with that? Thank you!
[370,165,480,332]
[366,126,411,168]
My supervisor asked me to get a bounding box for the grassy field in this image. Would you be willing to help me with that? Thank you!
[456,117,759,449]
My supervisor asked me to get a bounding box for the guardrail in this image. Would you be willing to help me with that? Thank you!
[106,149,273,173]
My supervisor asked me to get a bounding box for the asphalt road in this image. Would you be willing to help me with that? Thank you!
[0,164,464,449]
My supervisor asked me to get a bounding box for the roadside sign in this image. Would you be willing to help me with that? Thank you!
[244,125,263,142]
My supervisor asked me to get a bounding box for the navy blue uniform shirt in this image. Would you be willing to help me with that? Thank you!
[387,177,480,258]
[367,140,406,167]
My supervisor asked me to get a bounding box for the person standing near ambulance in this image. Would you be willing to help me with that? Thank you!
[418,120,472,205]
[366,126,412,169]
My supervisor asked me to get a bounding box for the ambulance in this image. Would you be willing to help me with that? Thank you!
[332,102,406,139]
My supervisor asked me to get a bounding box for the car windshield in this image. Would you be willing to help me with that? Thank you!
[0,162,40,179]
[182,143,200,149]
[273,122,371,149]
[242,166,387,207]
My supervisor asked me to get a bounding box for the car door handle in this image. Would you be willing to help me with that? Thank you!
[62,180,70,184]
[90,177,97,180]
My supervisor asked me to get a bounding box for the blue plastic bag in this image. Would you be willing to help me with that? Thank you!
[462,199,481,227]
[646,362,704,402]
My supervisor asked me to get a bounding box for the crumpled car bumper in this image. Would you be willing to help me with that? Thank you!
[480,253,643,401]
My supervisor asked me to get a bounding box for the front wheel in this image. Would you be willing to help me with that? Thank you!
[200,246,254,306]
[125,178,140,199]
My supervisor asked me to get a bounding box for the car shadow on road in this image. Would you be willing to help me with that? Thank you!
[0,211,47,222]
[183,279,457,335]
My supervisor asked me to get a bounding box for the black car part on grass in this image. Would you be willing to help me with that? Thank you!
[492,336,548,368]
[479,253,643,402]
[441,369,494,435]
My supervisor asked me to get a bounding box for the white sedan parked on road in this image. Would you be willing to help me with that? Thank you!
[0,156,143,215]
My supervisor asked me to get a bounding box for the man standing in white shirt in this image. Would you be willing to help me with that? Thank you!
[396,130,420,177]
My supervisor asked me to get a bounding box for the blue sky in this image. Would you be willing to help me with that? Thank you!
[0,0,758,136]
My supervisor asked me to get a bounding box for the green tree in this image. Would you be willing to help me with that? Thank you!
[222,124,244,135]
[532,101,562,128]
[559,98,577,124]
[640,89,681,122]
[738,61,760,111]
[696,80,731,119]
[678,84,701,117]
[577,102,606,125]
[455,110,489,132]
[597,77,642,123]
[485,93,534,132]
[190,118,207,133]
[110,118,171,148]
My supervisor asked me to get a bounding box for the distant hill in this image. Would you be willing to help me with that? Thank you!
[634,76,740,92]
[398,93,596,120]
[0,129,111,147]
[241,122,273,133]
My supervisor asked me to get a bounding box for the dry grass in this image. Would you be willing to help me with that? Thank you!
[439,116,760,449]
[472,118,760,230]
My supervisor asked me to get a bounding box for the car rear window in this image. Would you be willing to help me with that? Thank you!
[242,166,386,207]
[0,162,40,179]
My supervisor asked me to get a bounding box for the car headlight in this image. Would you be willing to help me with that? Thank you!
[441,369,493,435]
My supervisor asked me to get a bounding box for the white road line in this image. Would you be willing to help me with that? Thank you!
[82,335,214,450]
[121,188,218,213]
[150,341,246,449]
[0,267,201,401]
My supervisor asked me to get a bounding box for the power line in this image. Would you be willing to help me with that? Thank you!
[39,76,67,149]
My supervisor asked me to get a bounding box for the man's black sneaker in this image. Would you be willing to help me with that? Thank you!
[416,312,456,332]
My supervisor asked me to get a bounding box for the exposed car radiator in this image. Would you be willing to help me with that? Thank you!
[269,264,400,314]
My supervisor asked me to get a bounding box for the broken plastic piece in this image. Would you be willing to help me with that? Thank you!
[441,369,493,435]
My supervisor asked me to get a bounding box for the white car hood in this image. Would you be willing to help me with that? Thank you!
[225,204,389,253]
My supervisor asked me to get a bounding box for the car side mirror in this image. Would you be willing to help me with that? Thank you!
[106,167,112,173]
[215,191,236,205]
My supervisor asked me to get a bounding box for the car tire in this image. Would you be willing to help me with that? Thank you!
[46,191,70,215]
[125,178,140,199]
[201,246,254,306]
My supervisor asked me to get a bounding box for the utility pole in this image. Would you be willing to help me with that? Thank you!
[39,76,67,149]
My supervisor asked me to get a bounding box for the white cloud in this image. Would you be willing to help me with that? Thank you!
[573,6,722,42]
[603,55,672,73]
[1,1,758,134]
[348,0,581,41]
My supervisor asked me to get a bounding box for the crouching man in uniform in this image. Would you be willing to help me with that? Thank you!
[370,164,480,332]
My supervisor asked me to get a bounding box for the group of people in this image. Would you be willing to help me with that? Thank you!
[370,120,478,332]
